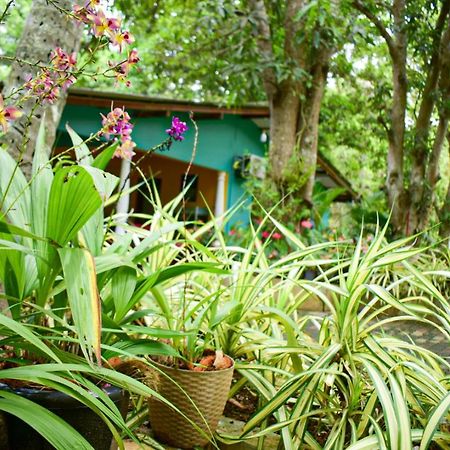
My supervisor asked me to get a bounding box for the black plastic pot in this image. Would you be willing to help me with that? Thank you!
[303,269,318,281]
[0,383,128,450]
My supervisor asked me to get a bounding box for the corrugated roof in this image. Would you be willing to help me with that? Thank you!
[67,87,269,117]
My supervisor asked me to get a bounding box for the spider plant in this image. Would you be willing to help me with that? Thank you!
[218,222,450,449]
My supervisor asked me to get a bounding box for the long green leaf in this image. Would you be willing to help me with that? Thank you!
[58,247,101,365]
[420,392,450,450]
[361,359,399,450]
[0,391,95,450]
[0,314,60,362]
[31,120,53,279]
[111,266,137,322]
[68,124,94,165]
[92,143,119,170]
[0,148,31,230]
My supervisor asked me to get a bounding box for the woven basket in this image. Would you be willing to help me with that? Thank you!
[148,357,234,448]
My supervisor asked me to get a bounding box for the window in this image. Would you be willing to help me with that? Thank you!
[180,174,198,202]
[135,177,162,215]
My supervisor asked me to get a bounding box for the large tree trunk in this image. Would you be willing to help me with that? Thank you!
[268,83,300,184]
[1,0,82,178]
[248,0,318,196]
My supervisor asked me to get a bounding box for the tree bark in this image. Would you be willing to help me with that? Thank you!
[354,0,408,232]
[438,133,450,238]
[386,0,408,233]
[355,0,450,235]
[247,0,277,99]
[247,0,338,205]
[408,5,450,233]
[268,83,301,183]
[296,48,330,203]
[1,0,82,178]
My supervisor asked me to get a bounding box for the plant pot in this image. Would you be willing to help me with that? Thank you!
[0,383,129,450]
[303,269,318,281]
[148,358,234,449]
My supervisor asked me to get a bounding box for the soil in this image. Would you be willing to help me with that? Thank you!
[0,359,52,389]
[224,385,258,422]
[149,349,234,372]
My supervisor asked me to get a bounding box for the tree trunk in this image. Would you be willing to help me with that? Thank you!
[386,1,408,234]
[1,0,82,178]
[268,83,300,184]
[296,52,330,204]
[354,0,408,233]
[420,44,450,232]
[408,10,450,233]
[438,135,450,238]
[248,0,310,190]
[438,42,450,237]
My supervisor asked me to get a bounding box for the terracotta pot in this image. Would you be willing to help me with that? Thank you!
[0,383,129,450]
[148,358,234,448]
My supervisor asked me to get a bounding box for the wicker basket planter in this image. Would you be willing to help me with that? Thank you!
[148,357,234,448]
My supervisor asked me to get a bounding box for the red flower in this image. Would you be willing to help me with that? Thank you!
[261,231,270,239]
[272,232,282,240]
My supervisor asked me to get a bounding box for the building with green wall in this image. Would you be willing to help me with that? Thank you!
[57,88,355,227]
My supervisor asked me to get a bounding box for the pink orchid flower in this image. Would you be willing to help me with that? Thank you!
[0,95,22,133]
[114,139,136,160]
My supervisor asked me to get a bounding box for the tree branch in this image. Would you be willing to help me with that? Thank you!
[0,0,14,24]
[284,0,307,67]
[247,0,277,98]
[352,0,396,56]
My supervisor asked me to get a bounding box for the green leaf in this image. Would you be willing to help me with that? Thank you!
[153,262,229,286]
[103,339,181,359]
[361,359,399,450]
[92,143,119,170]
[0,220,47,241]
[58,247,102,365]
[388,371,411,448]
[47,166,102,246]
[80,166,118,255]
[0,314,60,362]
[0,391,95,450]
[31,120,53,279]
[67,124,94,166]
[129,262,228,309]
[123,325,194,338]
[111,266,137,322]
[420,392,450,450]
[0,148,31,230]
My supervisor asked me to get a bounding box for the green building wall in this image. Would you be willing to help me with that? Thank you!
[58,104,266,226]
